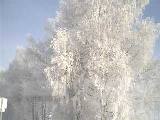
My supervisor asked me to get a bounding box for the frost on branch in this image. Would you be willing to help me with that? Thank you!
[131,60,160,120]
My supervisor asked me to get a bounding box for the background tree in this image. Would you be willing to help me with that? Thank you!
[0,36,53,120]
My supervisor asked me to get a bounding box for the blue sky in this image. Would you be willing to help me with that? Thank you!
[0,0,59,70]
[144,0,160,59]
[0,0,160,70]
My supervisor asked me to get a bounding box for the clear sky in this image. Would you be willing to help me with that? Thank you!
[0,0,59,70]
[0,0,160,70]
[144,0,160,59]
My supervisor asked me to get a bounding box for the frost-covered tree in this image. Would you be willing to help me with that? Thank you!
[132,60,160,120]
[45,0,159,120]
